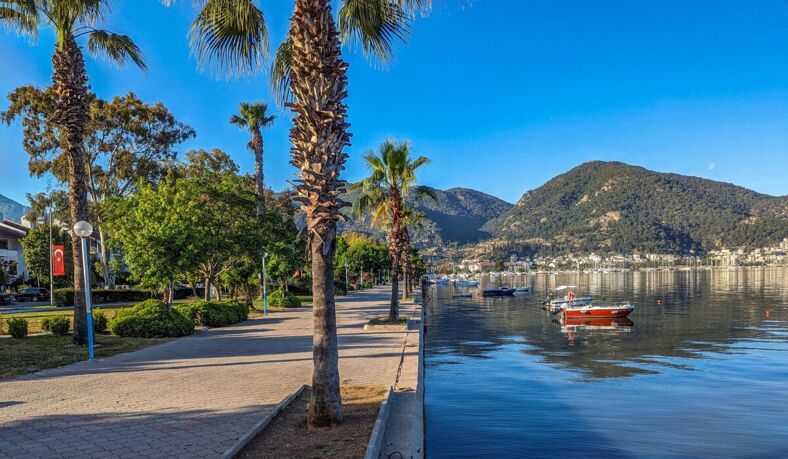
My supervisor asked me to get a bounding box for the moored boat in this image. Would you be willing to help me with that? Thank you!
[514,286,531,293]
[482,287,516,297]
[562,303,635,319]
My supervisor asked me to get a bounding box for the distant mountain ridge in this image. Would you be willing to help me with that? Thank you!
[483,161,788,254]
[0,194,29,223]
[340,186,513,247]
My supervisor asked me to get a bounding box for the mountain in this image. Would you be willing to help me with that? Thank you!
[483,161,788,254]
[0,194,29,223]
[338,186,513,247]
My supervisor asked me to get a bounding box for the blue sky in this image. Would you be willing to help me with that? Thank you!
[2,0,788,206]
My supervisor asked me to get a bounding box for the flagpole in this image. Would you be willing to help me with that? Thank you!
[49,206,53,307]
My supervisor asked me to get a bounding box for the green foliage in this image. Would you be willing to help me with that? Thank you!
[109,299,193,338]
[41,316,70,336]
[484,161,788,254]
[7,317,28,339]
[335,233,390,277]
[267,289,302,308]
[53,289,155,307]
[175,300,248,327]
[20,225,74,287]
[93,310,108,333]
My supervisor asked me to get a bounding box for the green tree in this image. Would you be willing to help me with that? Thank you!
[335,232,390,286]
[230,102,275,216]
[351,140,432,320]
[181,0,430,427]
[3,88,195,288]
[1,0,146,345]
[20,225,74,288]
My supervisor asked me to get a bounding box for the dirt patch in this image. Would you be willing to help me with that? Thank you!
[237,385,386,459]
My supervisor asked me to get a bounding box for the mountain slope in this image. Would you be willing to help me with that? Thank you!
[0,194,29,223]
[340,186,513,247]
[483,161,788,254]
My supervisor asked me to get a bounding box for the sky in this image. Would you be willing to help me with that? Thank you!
[2,0,788,206]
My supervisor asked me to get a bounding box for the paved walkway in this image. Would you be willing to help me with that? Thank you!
[0,287,414,458]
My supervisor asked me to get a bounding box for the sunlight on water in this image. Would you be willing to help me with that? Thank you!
[424,268,788,458]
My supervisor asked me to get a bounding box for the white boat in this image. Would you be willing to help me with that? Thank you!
[514,286,531,293]
[467,280,480,287]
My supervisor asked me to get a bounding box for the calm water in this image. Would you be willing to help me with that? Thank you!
[424,268,788,458]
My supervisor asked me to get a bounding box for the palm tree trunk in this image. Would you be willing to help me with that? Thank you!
[252,129,265,216]
[390,254,400,321]
[98,226,113,288]
[289,0,350,427]
[53,35,90,345]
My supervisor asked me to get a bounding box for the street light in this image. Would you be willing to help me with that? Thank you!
[344,262,349,295]
[73,220,95,361]
[262,252,269,316]
[360,263,364,290]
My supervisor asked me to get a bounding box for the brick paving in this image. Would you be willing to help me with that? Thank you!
[0,287,415,458]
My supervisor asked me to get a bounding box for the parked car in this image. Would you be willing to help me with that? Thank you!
[1,294,15,305]
[14,288,50,302]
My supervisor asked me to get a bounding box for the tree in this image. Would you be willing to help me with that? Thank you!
[106,176,204,307]
[183,0,430,427]
[3,88,195,288]
[351,140,432,320]
[230,102,275,216]
[335,232,390,287]
[20,225,74,288]
[1,0,145,344]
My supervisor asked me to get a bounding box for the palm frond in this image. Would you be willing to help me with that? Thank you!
[397,0,431,17]
[229,113,247,128]
[0,0,39,36]
[87,30,146,70]
[338,0,410,63]
[270,35,292,107]
[188,0,268,78]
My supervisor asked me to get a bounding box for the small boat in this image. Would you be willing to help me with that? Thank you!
[482,287,516,297]
[467,280,480,287]
[514,286,531,293]
[562,303,635,319]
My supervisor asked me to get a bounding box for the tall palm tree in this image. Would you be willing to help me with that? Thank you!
[230,102,275,216]
[1,0,145,345]
[400,205,427,300]
[185,0,430,426]
[351,140,433,319]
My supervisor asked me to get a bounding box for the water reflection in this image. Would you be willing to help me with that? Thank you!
[425,267,788,458]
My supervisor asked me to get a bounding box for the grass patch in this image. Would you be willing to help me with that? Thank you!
[366,316,409,327]
[0,334,170,380]
[237,385,386,459]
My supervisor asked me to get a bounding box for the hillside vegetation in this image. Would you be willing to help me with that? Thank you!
[483,161,788,254]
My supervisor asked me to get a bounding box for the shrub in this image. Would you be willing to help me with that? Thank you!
[7,317,28,339]
[175,300,248,327]
[93,310,108,333]
[267,289,302,308]
[109,299,193,338]
[41,316,70,336]
[334,280,347,296]
[53,289,156,307]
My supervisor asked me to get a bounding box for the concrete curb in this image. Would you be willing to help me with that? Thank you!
[221,384,307,459]
[364,386,395,459]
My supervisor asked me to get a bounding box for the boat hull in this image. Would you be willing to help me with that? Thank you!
[563,305,635,319]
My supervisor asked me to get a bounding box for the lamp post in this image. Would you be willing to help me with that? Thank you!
[48,207,54,307]
[344,262,349,294]
[360,264,364,290]
[73,221,95,361]
[262,252,269,316]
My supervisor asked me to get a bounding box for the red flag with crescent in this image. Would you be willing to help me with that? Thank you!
[53,244,65,276]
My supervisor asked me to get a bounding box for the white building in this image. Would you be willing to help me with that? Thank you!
[0,219,30,284]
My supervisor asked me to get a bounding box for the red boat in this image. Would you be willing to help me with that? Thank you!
[562,303,635,319]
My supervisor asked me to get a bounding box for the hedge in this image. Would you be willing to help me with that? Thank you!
[109,299,194,338]
[54,289,156,307]
[42,316,70,336]
[267,289,302,308]
[7,317,28,339]
[175,300,248,327]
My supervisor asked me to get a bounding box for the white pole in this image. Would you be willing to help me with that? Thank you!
[49,208,54,307]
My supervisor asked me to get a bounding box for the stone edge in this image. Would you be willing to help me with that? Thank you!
[364,385,395,459]
[221,384,308,459]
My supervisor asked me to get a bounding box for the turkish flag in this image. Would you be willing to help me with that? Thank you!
[53,244,65,276]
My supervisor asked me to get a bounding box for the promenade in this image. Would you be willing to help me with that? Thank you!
[0,287,416,458]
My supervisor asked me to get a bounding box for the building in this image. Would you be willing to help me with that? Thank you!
[0,219,30,284]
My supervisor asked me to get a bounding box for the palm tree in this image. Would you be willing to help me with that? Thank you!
[1,0,145,345]
[230,102,275,216]
[185,0,430,426]
[400,205,427,300]
[351,140,433,319]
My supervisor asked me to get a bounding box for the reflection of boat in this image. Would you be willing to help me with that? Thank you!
[436,277,450,285]
[560,317,634,332]
[563,303,635,319]
[483,287,516,297]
